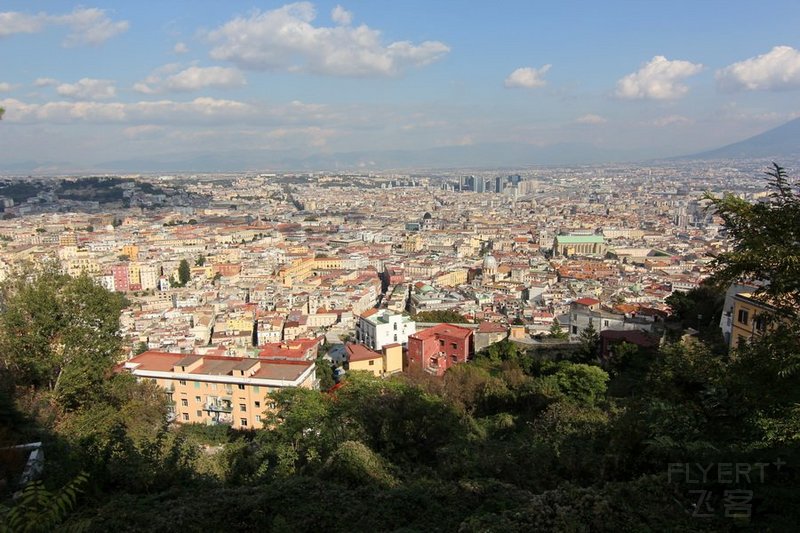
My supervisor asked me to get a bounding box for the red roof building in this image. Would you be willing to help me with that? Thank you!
[407,323,474,377]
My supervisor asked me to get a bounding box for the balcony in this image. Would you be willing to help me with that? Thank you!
[203,400,233,413]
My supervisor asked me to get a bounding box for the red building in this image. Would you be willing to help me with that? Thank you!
[407,323,473,376]
[111,264,129,292]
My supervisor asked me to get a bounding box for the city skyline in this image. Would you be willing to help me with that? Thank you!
[2,1,800,171]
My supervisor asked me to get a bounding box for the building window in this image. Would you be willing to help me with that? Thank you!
[196,410,202,417]
[194,381,200,389]
[240,418,248,426]
[240,404,247,412]
[451,356,457,363]
[603,320,609,327]
[238,384,246,390]
[182,413,189,421]
[439,339,445,347]
[755,315,768,332]
[179,380,186,385]
[572,326,578,334]
[255,415,261,423]
[255,401,261,408]
[451,342,457,349]
[181,399,188,407]
[737,309,749,325]
[195,396,201,402]
[368,360,374,366]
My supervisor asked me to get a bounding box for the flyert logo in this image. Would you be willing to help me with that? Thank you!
[668,459,787,519]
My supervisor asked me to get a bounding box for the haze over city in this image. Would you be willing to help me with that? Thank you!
[2,0,800,171]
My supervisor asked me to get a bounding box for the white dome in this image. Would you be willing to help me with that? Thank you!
[482,254,498,270]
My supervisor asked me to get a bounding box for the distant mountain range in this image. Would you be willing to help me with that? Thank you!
[4,118,800,174]
[679,117,800,160]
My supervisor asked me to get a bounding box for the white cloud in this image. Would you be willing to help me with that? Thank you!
[0,83,13,92]
[575,113,606,125]
[0,7,128,45]
[34,77,58,87]
[0,11,47,37]
[164,66,246,92]
[56,78,117,100]
[504,65,550,89]
[56,7,129,46]
[331,5,352,25]
[615,56,703,100]
[207,2,449,77]
[174,42,189,54]
[650,114,692,127]
[134,65,246,93]
[716,46,800,92]
[0,96,334,126]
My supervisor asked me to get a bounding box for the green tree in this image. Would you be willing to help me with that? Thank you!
[0,472,88,533]
[705,163,800,316]
[0,265,126,410]
[577,323,599,363]
[195,254,206,267]
[177,259,191,286]
[133,341,149,355]
[549,318,568,339]
[0,107,4,120]
[315,355,335,390]
[412,310,469,323]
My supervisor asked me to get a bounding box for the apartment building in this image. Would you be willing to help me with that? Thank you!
[345,343,403,377]
[730,293,779,349]
[407,323,473,377]
[122,351,316,429]
[356,308,416,350]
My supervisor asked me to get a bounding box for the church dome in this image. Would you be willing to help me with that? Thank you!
[482,254,498,270]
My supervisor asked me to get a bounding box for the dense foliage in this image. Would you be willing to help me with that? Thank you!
[412,310,470,323]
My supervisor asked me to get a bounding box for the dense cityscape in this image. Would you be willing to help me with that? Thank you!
[2,1,800,531]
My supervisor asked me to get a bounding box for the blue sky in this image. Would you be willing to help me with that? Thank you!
[2,1,800,170]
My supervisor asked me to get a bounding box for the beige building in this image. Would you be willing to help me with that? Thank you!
[730,293,780,350]
[122,351,317,429]
[345,343,403,377]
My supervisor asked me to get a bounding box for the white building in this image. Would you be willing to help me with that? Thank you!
[356,309,416,351]
[567,298,655,339]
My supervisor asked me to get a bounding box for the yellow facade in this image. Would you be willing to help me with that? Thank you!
[435,269,468,287]
[158,371,315,429]
[128,262,141,286]
[348,356,383,377]
[383,344,403,375]
[730,293,779,350]
[348,344,403,377]
[122,244,139,261]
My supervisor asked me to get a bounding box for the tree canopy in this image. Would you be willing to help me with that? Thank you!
[705,163,800,316]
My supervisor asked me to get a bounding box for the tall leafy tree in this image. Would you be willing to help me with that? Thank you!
[0,264,126,410]
[177,259,191,286]
[705,163,800,316]
[577,323,600,363]
[549,318,568,339]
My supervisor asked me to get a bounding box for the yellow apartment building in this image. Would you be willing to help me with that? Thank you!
[122,351,316,429]
[730,293,782,349]
[345,343,403,377]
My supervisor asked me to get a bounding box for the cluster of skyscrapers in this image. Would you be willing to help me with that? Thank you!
[458,174,523,193]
